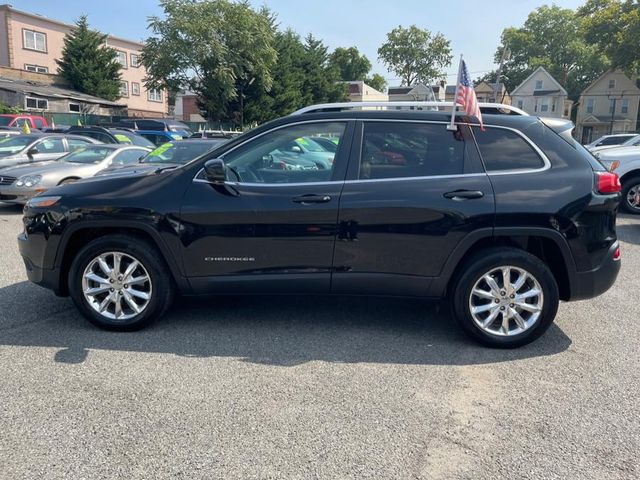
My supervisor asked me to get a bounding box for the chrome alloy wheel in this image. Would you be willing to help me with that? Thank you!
[626,184,640,210]
[468,266,544,337]
[82,252,152,321]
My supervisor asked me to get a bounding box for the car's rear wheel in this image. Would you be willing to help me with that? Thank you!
[69,235,174,331]
[621,176,640,214]
[451,248,559,348]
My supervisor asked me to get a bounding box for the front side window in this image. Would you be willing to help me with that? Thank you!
[223,122,346,184]
[474,128,545,172]
[23,29,46,52]
[63,146,114,163]
[35,137,64,153]
[115,51,127,68]
[360,122,465,179]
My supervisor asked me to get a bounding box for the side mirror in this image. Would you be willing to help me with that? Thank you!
[291,145,302,154]
[27,146,39,157]
[204,158,226,184]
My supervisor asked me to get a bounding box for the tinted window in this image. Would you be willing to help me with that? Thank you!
[0,117,11,126]
[35,137,64,153]
[600,136,626,146]
[474,128,544,172]
[112,149,146,165]
[360,122,464,179]
[223,122,346,184]
[80,131,114,143]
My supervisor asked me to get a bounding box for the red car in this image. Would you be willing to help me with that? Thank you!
[0,114,48,129]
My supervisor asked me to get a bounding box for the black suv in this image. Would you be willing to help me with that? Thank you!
[18,107,621,347]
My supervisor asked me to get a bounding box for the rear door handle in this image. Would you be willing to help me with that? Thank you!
[292,194,332,204]
[443,190,484,200]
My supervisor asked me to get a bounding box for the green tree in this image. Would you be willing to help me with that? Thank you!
[579,0,640,74]
[329,47,372,81]
[0,102,21,114]
[301,34,348,105]
[55,16,121,101]
[365,73,387,92]
[142,0,277,123]
[378,25,452,85]
[496,5,608,99]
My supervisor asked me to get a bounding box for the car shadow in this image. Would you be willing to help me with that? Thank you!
[616,220,640,246]
[0,203,23,216]
[0,281,572,366]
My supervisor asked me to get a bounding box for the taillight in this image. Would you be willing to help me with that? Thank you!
[613,246,621,261]
[595,171,621,194]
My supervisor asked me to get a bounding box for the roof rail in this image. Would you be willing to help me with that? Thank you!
[291,101,528,116]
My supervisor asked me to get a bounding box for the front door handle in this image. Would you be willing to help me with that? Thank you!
[292,194,332,204]
[443,190,484,200]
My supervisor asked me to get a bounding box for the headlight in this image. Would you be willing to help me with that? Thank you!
[16,174,42,188]
[26,196,61,208]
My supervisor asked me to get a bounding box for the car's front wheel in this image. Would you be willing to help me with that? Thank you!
[621,176,640,214]
[451,248,559,348]
[69,235,174,331]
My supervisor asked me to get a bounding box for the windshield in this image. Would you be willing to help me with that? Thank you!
[296,137,327,153]
[63,146,115,164]
[0,117,13,126]
[141,142,215,164]
[622,135,640,147]
[114,131,155,148]
[0,136,33,155]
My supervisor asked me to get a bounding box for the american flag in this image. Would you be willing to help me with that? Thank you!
[455,59,483,129]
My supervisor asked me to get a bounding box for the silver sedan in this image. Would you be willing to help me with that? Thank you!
[0,144,151,204]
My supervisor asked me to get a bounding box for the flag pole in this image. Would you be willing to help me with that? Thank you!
[447,54,463,131]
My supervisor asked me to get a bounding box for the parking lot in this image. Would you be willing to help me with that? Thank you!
[0,202,638,479]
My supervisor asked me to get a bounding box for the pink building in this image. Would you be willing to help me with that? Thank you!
[0,4,167,117]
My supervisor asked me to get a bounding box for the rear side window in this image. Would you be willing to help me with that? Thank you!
[474,128,544,172]
[360,122,465,179]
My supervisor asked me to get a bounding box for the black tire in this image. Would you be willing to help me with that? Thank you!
[620,176,640,214]
[451,247,559,348]
[68,234,174,331]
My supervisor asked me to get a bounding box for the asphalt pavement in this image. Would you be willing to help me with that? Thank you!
[0,202,638,479]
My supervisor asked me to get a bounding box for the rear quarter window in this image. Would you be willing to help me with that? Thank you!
[474,127,545,172]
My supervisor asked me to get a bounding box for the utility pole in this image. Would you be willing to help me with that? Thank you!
[608,93,623,135]
[494,47,511,103]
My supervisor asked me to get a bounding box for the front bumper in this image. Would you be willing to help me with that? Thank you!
[0,185,42,204]
[569,241,621,301]
[18,231,64,296]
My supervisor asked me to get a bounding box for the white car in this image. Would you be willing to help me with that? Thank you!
[589,134,640,154]
[596,145,640,213]
[585,133,638,151]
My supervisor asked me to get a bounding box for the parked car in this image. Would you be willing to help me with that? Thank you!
[0,114,48,130]
[96,139,228,177]
[189,130,241,139]
[135,130,185,146]
[0,134,99,170]
[0,144,150,204]
[595,145,640,213]
[66,126,155,149]
[115,118,192,138]
[18,105,621,348]
[589,134,640,154]
[270,136,336,169]
[0,128,24,138]
[585,133,637,151]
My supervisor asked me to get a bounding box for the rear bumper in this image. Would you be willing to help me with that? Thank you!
[568,241,620,301]
[18,231,64,295]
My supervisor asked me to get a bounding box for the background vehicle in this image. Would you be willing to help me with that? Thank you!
[585,133,637,150]
[589,134,640,154]
[66,126,155,148]
[96,138,227,177]
[189,130,241,139]
[0,128,24,138]
[115,118,192,138]
[0,134,99,170]
[18,104,621,348]
[0,114,48,130]
[135,130,185,146]
[0,145,150,204]
[597,145,640,213]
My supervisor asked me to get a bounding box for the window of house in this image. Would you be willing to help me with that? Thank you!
[25,97,48,110]
[130,54,140,68]
[132,82,141,96]
[359,122,465,179]
[608,79,616,89]
[69,103,81,113]
[587,98,595,113]
[23,29,46,52]
[119,81,129,98]
[535,80,543,90]
[540,99,549,112]
[115,51,127,68]
[517,100,523,109]
[148,89,163,102]
[474,127,545,172]
[622,99,629,114]
[24,64,48,73]
[609,99,616,114]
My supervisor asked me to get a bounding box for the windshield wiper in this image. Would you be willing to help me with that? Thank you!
[154,165,179,173]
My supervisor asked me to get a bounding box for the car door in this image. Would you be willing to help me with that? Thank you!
[179,120,354,294]
[29,137,65,162]
[332,120,495,297]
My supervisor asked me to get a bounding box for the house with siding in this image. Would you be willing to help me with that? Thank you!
[510,67,571,118]
[575,70,640,144]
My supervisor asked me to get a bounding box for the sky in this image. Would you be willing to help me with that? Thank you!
[19,0,586,85]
